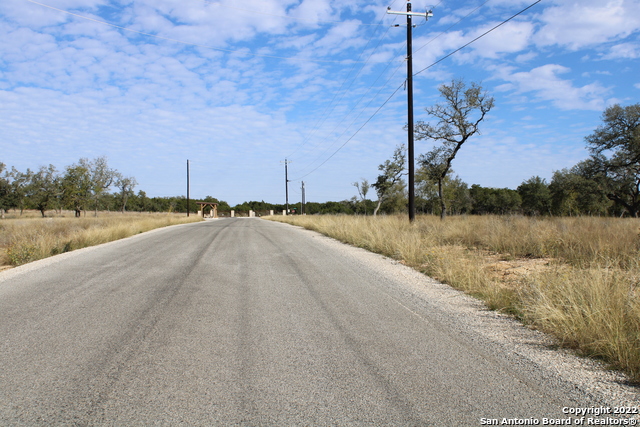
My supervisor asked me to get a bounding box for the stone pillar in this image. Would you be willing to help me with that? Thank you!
[231,210,235,218]
[283,210,287,216]
[269,210,274,216]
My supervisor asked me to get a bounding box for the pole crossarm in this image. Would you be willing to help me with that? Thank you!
[386,8,433,19]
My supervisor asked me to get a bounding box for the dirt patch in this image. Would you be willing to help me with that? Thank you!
[483,253,553,289]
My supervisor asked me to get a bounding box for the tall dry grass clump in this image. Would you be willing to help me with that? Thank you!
[0,213,202,267]
[267,214,640,382]
[520,266,640,379]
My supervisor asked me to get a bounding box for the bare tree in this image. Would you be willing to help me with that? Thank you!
[415,78,493,219]
[352,178,370,215]
[115,174,138,213]
[84,156,116,216]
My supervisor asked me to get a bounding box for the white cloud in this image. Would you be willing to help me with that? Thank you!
[534,0,640,50]
[311,19,363,54]
[494,64,612,111]
[600,42,640,59]
[467,20,535,59]
[289,0,334,25]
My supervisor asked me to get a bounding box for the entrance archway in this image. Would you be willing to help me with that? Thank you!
[196,202,218,218]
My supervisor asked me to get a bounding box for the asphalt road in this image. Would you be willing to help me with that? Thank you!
[0,218,625,425]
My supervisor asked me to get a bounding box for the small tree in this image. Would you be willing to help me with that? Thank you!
[415,78,494,219]
[61,163,92,217]
[8,167,31,215]
[27,165,59,217]
[416,166,471,215]
[585,103,640,217]
[352,178,370,215]
[372,145,406,216]
[85,156,116,216]
[115,174,137,213]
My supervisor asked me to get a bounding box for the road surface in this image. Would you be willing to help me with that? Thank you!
[0,218,634,425]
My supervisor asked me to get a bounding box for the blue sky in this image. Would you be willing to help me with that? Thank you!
[1,0,639,206]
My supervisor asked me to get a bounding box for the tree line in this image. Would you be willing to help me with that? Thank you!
[0,156,362,217]
[0,157,234,217]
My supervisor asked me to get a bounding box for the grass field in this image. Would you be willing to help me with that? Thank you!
[0,210,202,268]
[267,214,640,383]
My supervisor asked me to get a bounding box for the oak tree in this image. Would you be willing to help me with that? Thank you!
[415,79,493,219]
[585,103,640,217]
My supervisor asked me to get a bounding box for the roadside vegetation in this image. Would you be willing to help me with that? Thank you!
[0,211,202,268]
[267,214,640,383]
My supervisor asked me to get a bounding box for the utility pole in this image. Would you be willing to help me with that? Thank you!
[281,159,292,214]
[186,159,190,217]
[301,181,305,215]
[387,2,433,222]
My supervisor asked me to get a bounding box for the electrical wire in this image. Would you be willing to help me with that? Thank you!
[290,82,405,181]
[291,58,406,177]
[289,37,412,175]
[288,4,414,171]
[413,0,543,77]
[286,11,402,160]
[290,0,544,180]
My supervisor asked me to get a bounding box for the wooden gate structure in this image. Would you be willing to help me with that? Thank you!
[196,202,218,218]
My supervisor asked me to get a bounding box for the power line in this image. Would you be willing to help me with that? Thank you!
[289,3,440,173]
[291,54,407,178]
[289,36,412,176]
[290,82,404,181]
[290,0,544,180]
[289,4,414,171]
[290,16,419,175]
[413,0,543,77]
[287,11,403,160]
[286,13,396,159]
[386,2,433,222]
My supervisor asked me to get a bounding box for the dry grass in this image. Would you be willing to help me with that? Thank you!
[267,214,640,382]
[0,211,202,268]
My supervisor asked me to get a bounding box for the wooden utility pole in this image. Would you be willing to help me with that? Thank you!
[186,159,190,217]
[301,181,305,215]
[281,159,292,214]
[387,2,433,222]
